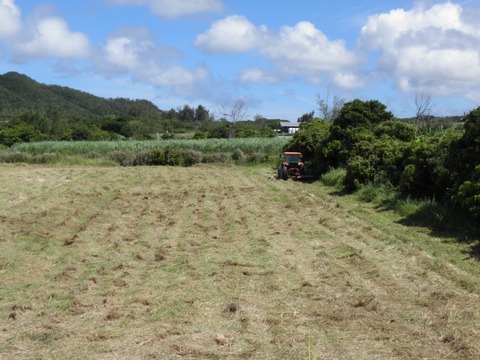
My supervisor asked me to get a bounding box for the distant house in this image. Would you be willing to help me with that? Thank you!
[279,121,300,134]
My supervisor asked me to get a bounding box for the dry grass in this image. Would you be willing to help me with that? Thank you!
[1,163,479,359]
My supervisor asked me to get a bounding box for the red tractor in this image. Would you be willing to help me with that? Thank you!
[278,151,306,180]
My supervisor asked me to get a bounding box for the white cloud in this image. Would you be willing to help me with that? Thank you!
[107,0,222,18]
[146,65,209,86]
[0,0,21,39]
[238,68,278,83]
[261,21,359,75]
[194,15,263,53]
[333,72,365,89]
[103,32,156,71]
[196,17,361,87]
[14,17,90,61]
[359,2,480,95]
[100,29,210,90]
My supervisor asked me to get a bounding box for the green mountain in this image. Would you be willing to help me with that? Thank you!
[0,71,162,119]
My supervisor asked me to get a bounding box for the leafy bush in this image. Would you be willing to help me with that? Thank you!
[132,150,153,166]
[283,119,330,162]
[0,121,46,146]
[163,147,183,166]
[192,130,208,139]
[202,153,229,163]
[343,134,411,191]
[0,150,31,163]
[108,148,203,166]
[31,153,59,164]
[142,149,167,166]
[447,106,480,184]
[246,152,266,164]
[374,120,416,142]
[0,150,59,164]
[181,149,203,166]
[453,165,480,220]
[108,151,136,166]
[345,155,374,191]
[231,148,246,161]
[327,99,395,167]
[399,131,459,199]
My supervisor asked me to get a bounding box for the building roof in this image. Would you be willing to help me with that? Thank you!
[279,121,300,128]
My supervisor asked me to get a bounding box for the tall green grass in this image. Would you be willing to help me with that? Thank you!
[320,168,346,190]
[12,138,289,155]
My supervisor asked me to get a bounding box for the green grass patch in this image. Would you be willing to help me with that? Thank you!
[356,183,394,204]
[320,168,346,189]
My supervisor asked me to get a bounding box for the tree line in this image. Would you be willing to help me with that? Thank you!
[0,106,282,146]
[0,72,282,146]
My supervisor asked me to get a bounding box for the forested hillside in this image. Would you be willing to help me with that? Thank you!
[0,72,162,118]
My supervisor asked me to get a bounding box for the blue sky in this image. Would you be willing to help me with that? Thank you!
[1,0,479,121]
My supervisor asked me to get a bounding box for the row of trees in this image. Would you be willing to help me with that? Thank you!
[285,99,480,220]
[0,103,281,146]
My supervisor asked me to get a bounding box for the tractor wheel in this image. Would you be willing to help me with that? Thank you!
[281,166,288,180]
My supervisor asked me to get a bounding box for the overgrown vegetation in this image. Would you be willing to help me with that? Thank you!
[1,137,288,166]
[287,99,479,226]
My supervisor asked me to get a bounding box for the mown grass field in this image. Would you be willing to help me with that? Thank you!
[1,163,479,359]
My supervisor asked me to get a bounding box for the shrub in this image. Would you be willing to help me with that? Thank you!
[0,150,31,163]
[163,147,182,166]
[0,150,59,164]
[447,107,480,185]
[31,153,59,164]
[345,155,375,191]
[231,148,246,161]
[374,120,416,142]
[283,119,330,162]
[143,149,166,165]
[453,165,480,220]
[399,132,459,199]
[132,150,152,166]
[108,151,136,166]
[246,152,265,164]
[327,99,395,167]
[192,130,208,140]
[181,149,203,166]
[202,153,229,164]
